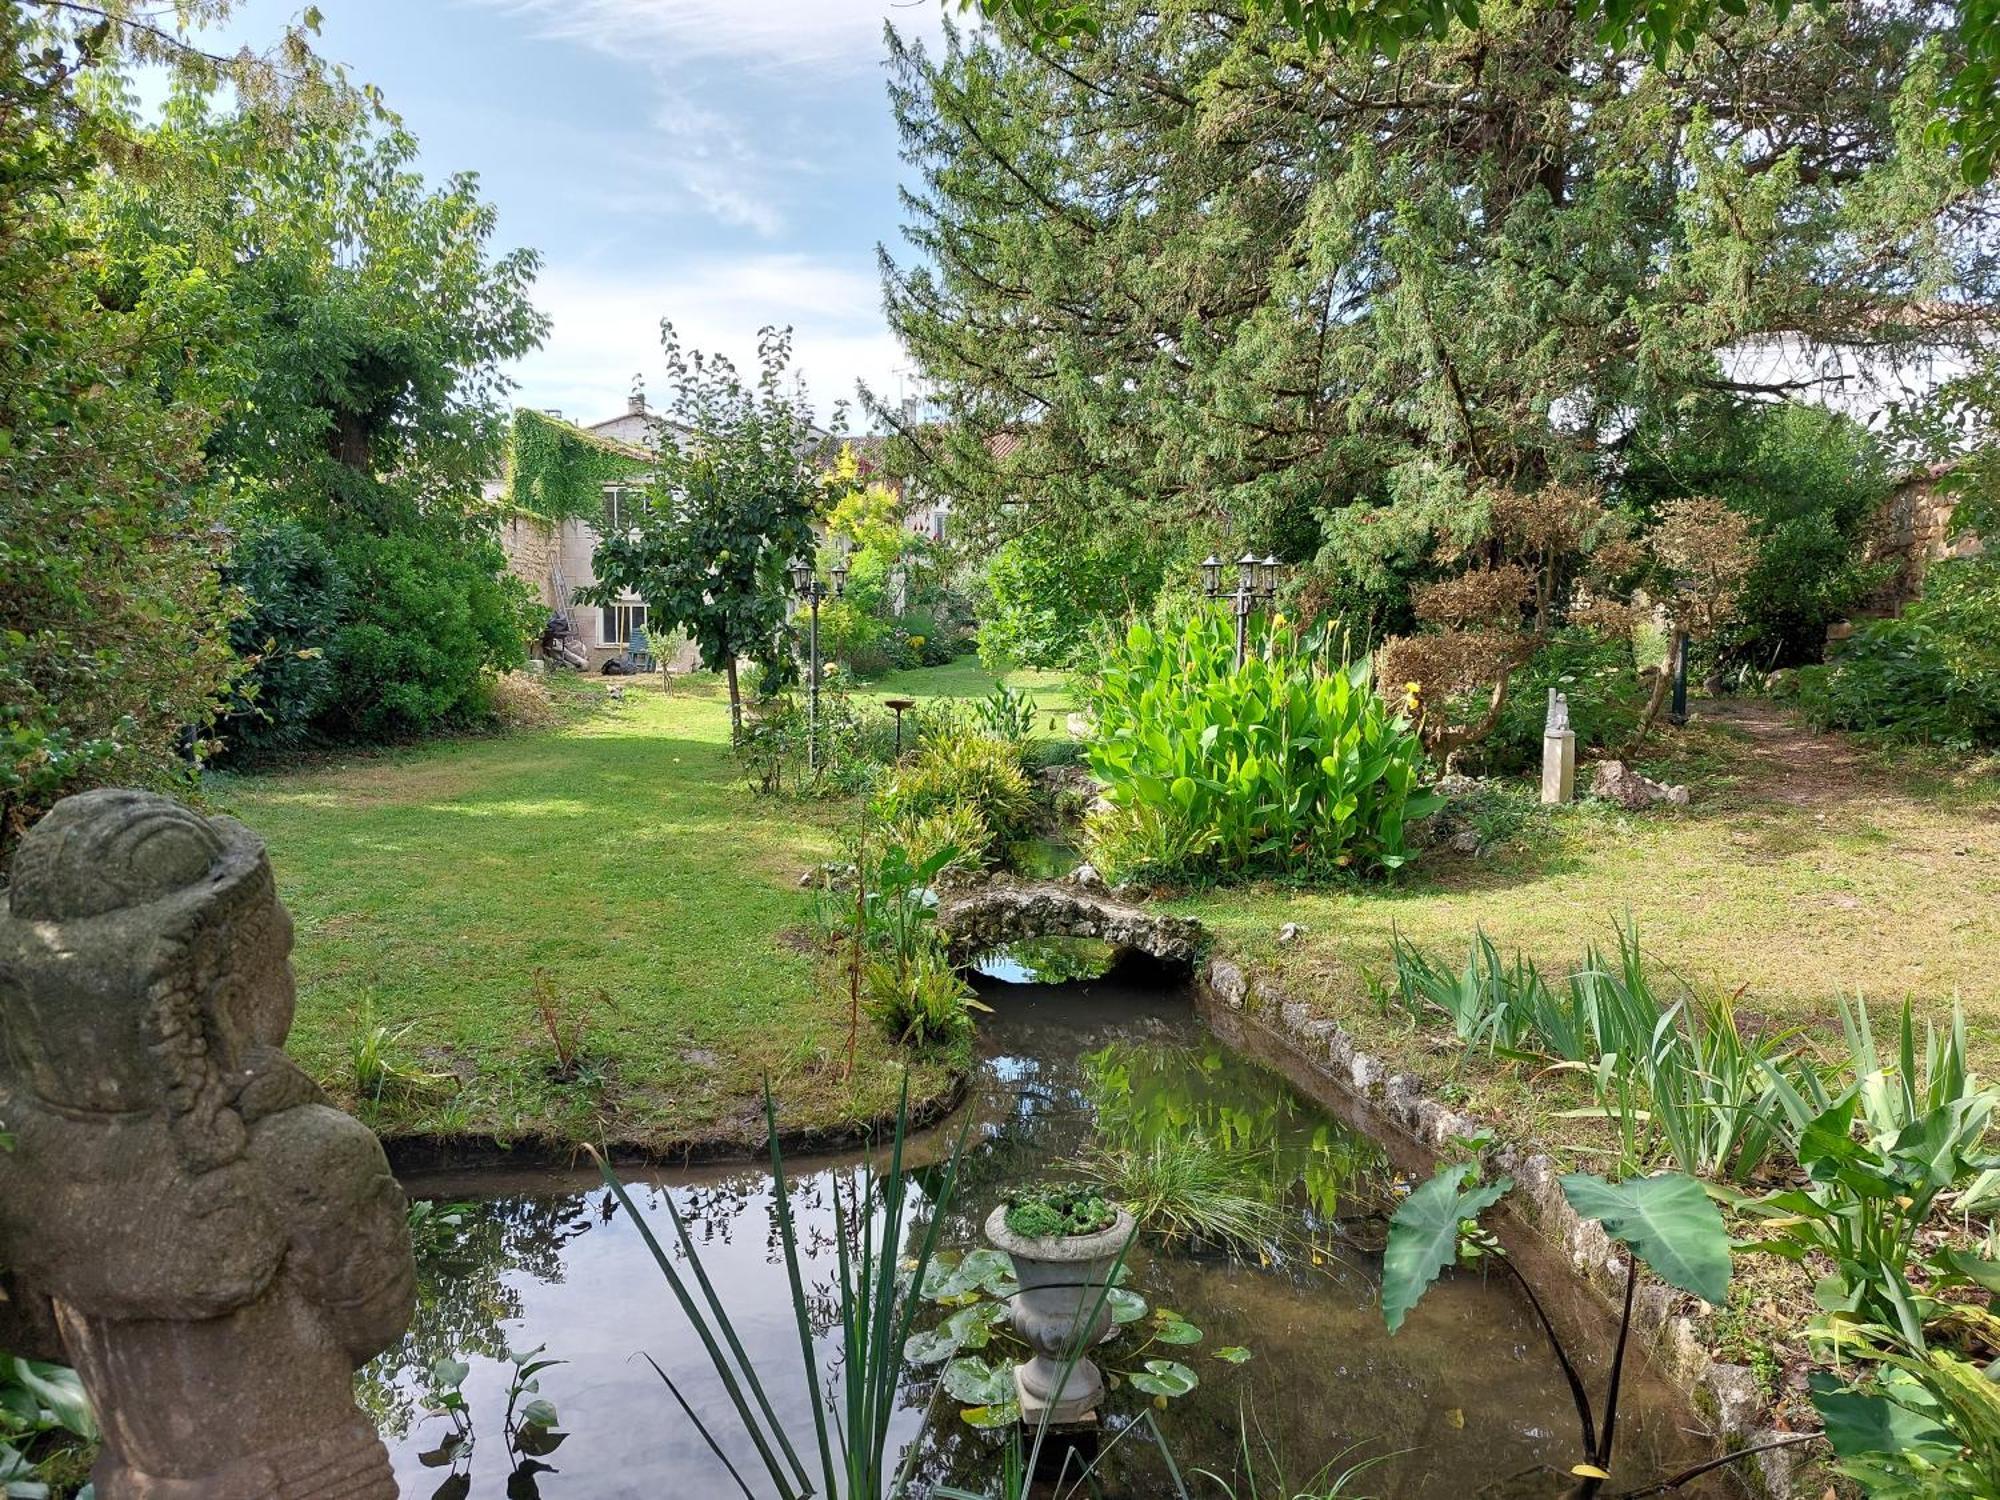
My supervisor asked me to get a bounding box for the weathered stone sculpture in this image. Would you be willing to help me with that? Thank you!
[0,789,415,1499]
[1541,687,1577,804]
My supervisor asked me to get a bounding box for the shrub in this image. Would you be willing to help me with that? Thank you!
[875,734,1035,844]
[863,943,985,1053]
[975,530,1166,670]
[1797,556,2000,749]
[323,530,538,740]
[220,521,347,759]
[1002,1182,1118,1238]
[1469,628,1646,775]
[1083,610,1435,881]
[885,804,993,883]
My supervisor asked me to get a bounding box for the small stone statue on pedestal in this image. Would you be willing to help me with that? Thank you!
[1542,688,1577,804]
[0,789,416,1499]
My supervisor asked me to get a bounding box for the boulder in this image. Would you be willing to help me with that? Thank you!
[1589,760,1691,810]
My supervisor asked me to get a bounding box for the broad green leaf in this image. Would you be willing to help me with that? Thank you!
[942,1357,1013,1407]
[1212,1346,1253,1363]
[1108,1286,1148,1325]
[1382,1164,1512,1334]
[1151,1319,1202,1345]
[1129,1359,1199,1398]
[1810,1371,1956,1459]
[1558,1172,1730,1305]
[959,1399,1021,1430]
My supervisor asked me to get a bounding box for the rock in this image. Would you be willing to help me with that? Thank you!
[1276,922,1302,945]
[936,881,1206,967]
[1589,759,1691,810]
[1207,959,1248,1011]
[1447,829,1484,855]
[1064,862,1106,892]
[0,790,415,1498]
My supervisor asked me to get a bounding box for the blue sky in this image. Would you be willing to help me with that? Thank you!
[204,0,953,425]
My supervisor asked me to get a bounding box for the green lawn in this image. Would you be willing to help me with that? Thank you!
[213,673,955,1154]
[860,659,1077,722]
[1179,700,2000,1158]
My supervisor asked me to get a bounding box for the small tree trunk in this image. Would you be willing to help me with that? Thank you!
[724,653,743,741]
[1625,628,1684,757]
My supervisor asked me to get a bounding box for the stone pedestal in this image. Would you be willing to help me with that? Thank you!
[0,789,416,1500]
[1542,729,1576,804]
[985,1204,1135,1429]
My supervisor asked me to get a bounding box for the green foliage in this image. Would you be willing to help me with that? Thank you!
[1742,1073,1999,1352]
[506,407,650,522]
[889,4,1984,645]
[1812,1341,2000,1499]
[974,530,1167,671]
[963,0,2000,184]
[221,521,347,758]
[1471,629,1645,774]
[972,682,1040,741]
[1078,1132,1288,1255]
[1002,1182,1119,1238]
[322,531,536,739]
[864,943,987,1053]
[1083,610,1434,881]
[874,734,1034,845]
[1558,1173,1731,1305]
[1379,1163,1512,1334]
[585,326,821,734]
[0,8,240,851]
[597,1086,969,1500]
[0,1353,96,1499]
[1620,401,1895,670]
[1390,924,1805,1181]
[1798,555,2000,750]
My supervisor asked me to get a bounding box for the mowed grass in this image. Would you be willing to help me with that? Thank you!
[1180,701,2000,1156]
[212,674,950,1154]
[861,658,1078,724]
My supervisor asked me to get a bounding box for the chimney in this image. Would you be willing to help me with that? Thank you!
[627,392,647,417]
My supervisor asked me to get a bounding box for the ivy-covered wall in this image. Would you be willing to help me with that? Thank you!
[506,407,650,522]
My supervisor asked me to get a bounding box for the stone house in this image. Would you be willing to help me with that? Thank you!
[1859,460,1987,615]
[492,395,699,671]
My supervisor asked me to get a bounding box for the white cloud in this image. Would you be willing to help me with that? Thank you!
[475,0,943,74]
[510,256,912,426]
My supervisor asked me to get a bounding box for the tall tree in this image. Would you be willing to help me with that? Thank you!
[885,2,1994,638]
[0,7,234,851]
[83,94,551,743]
[586,326,825,736]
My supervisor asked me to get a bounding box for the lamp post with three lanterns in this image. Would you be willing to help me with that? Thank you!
[1201,551,1285,669]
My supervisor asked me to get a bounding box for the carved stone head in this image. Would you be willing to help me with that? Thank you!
[1,788,296,1171]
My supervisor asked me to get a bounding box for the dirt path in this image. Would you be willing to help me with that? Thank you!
[1696,696,1884,808]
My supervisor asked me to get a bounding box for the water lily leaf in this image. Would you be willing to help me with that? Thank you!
[960,1400,1021,1430]
[1381,1163,1512,1334]
[1130,1359,1198,1398]
[924,1248,1017,1300]
[1558,1172,1730,1306]
[1151,1319,1202,1345]
[942,1358,1013,1407]
[1212,1346,1253,1363]
[907,1303,1007,1365]
[1108,1287,1149,1325]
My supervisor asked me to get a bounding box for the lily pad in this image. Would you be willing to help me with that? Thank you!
[1151,1319,1202,1346]
[961,1399,1022,1429]
[1108,1287,1149,1325]
[1129,1359,1199,1398]
[1212,1346,1253,1363]
[942,1357,1014,1407]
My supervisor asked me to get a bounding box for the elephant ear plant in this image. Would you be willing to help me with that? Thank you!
[1382,1163,1814,1497]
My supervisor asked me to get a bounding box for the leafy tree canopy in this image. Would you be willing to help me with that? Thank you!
[887,2,1993,621]
[585,325,828,733]
[960,0,2000,182]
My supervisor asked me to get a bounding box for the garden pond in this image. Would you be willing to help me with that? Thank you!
[369,956,1729,1498]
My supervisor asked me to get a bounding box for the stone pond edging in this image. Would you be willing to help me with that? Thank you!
[1196,952,1814,1500]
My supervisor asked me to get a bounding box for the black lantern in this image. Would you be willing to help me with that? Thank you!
[1261,554,1281,599]
[1200,554,1224,598]
[788,556,813,595]
[831,556,849,596]
[1237,552,1259,592]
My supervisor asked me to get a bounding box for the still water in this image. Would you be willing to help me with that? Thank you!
[371,960,1725,1499]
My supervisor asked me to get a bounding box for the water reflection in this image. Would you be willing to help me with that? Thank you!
[370,967,1723,1498]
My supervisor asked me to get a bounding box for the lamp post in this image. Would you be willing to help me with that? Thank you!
[1201,551,1284,669]
[789,553,848,774]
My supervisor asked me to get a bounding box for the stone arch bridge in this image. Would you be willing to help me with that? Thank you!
[936,881,1207,969]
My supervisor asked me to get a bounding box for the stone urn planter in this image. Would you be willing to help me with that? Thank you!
[984,1199,1136,1425]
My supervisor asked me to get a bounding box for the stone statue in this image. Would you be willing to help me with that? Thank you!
[1545,687,1572,735]
[0,789,415,1499]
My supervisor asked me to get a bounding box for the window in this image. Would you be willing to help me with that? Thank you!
[602,484,643,533]
[602,602,647,648]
